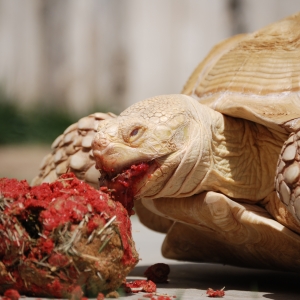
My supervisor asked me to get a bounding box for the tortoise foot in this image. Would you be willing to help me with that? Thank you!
[142,192,300,271]
[276,131,300,223]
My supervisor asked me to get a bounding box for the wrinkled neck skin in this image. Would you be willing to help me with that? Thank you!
[143,100,216,199]
[147,101,283,202]
[205,114,283,202]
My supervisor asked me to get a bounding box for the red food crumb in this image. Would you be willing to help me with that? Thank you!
[97,292,105,300]
[206,287,225,297]
[100,162,151,215]
[123,280,156,293]
[144,263,170,283]
[157,296,173,300]
[143,280,157,293]
[3,289,20,300]
[142,293,174,300]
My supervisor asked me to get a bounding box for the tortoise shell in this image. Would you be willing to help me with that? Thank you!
[183,12,300,132]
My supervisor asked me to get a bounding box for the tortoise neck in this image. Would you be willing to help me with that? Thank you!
[201,113,283,201]
[146,101,219,199]
[154,102,221,198]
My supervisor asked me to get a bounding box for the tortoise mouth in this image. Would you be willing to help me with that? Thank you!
[99,159,153,181]
[98,160,159,214]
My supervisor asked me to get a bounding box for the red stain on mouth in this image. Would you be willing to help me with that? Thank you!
[100,162,151,215]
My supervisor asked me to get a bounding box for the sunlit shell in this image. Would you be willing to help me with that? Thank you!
[183,13,300,129]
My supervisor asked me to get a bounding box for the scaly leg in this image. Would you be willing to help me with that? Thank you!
[142,191,300,271]
[134,199,173,233]
[275,131,300,224]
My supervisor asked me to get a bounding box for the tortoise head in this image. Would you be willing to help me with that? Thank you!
[92,94,213,200]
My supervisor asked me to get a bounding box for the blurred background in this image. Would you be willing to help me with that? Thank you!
[1,0,300,181]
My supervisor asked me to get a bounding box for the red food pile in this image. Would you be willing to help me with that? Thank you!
[100,162,150,215]
[0,173,138,298]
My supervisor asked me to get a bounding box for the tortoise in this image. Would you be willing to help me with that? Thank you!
[32,13,300,272]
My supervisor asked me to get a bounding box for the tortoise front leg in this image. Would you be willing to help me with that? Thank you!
[134,199,173,233]
[275,132,300,224]
[142,192,300,271]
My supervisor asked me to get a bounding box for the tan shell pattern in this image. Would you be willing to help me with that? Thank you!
[183,13,300,131]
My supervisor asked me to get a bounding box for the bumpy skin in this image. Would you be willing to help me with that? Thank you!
[34,13,300,270]
[275,132,300,223]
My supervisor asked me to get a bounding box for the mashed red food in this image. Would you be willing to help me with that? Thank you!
[206,288,225,297]
[0,173,138,298]
[122,280,156,293]
[100,162,150,215]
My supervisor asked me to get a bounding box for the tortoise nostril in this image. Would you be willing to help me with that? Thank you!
[93,132,110,149]
[92,148,105,170]
[98,138,109,148]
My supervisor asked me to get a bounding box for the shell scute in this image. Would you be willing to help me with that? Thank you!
[183,13,300,129]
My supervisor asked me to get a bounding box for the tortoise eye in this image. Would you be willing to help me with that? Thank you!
[130,128,139,137]
[122,123,146,145]
[126,126,146,145]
